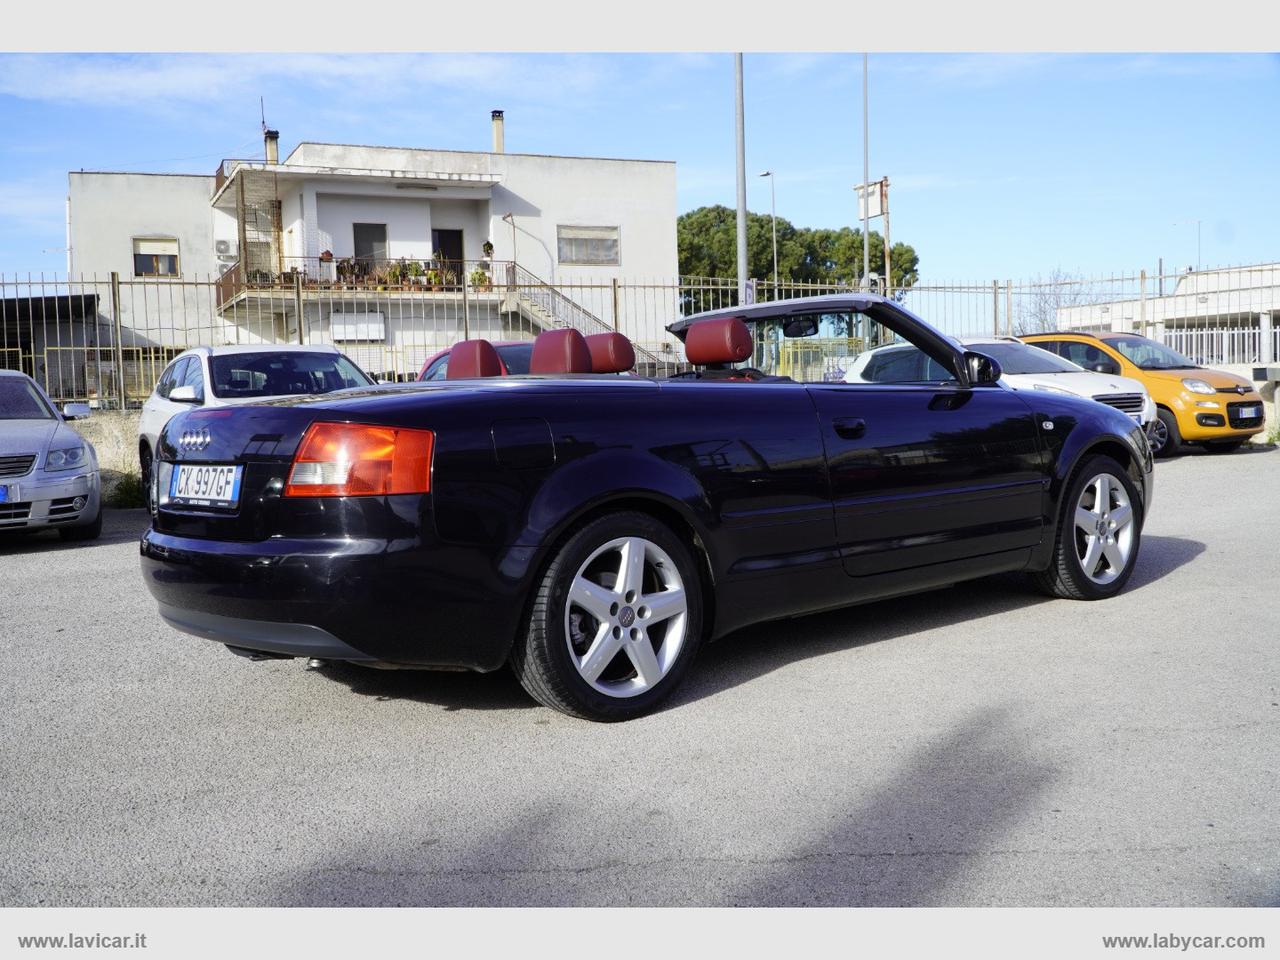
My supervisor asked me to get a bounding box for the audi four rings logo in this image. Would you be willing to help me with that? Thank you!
[178,428,212,452]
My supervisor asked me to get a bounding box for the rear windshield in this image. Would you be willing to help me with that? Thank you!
[209,352,372,399]
[0,377,56,420]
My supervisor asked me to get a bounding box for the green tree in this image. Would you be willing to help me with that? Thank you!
[677,204,919,292]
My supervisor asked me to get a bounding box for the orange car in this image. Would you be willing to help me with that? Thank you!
[1020,332,1265,456]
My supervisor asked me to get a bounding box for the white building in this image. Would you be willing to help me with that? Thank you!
[62,113,678,385]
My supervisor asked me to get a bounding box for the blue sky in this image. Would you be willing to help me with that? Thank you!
[0,52,1276,280]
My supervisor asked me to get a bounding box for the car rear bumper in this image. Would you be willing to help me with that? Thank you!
[139,526,534,671]
[155,603,377,660]
[0,471,99,531]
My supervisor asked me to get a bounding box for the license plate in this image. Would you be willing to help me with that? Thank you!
[169,464,243,508]
[0,484,8,504]
[1236,405,1260,419]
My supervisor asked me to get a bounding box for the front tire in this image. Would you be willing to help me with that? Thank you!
[1033,455,1142,601]
[1150,408,1182,458]
[510,511,704,721]
[58,505,102,542]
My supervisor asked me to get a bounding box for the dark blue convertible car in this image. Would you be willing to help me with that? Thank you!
[140,294,1152,720]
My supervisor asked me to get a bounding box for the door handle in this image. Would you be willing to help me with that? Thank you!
[833,417,866,440]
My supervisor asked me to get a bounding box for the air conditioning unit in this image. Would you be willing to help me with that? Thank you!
[215,239,238,260]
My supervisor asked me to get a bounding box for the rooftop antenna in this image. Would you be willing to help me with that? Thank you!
[260,96,266,132]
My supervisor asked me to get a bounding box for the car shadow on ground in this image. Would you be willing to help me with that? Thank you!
[0,508,147,555]
[316,660,540,713]
[674,533,1203,712]
[264,703,1057,906]
[312,534,1206,719]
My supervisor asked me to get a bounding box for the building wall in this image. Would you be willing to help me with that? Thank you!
[314,193,434,262]
[287,144,678,282]
[68,173,216,279]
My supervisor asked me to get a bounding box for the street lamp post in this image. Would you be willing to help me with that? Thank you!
[759,170,778,292]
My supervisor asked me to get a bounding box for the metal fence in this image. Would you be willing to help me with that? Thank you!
[3,260,1277,407]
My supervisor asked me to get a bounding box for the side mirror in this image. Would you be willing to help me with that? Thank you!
[963,350,1003,386]
[1090,361,1120,375]
[169,384,200,404]
[62,402,91,420]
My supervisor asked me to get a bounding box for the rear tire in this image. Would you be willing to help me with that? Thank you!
[510,511,704,721]
[1150,408,1182,458]
[1033,455,1142,601]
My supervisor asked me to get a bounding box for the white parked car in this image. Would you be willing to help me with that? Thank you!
[138,344,374,489]
[0,369,101,541]
[844,337,1156,428]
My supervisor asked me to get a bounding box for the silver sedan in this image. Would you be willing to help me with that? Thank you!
[0,370,101,541]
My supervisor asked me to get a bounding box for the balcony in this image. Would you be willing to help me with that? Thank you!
[215,257,509,310]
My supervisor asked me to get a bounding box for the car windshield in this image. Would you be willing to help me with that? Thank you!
[736,311,954,384]
[0,377,56,420]
[965,342,1082,375]
[209,352,373,399]
[1104,335,1199,370]
[496,343,535,375]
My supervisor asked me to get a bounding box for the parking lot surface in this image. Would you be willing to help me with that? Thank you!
[2,445,1278,907]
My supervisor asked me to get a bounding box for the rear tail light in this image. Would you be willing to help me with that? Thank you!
[284,422,434,498]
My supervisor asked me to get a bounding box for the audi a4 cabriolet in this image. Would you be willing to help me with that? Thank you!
[140,294,1153,721]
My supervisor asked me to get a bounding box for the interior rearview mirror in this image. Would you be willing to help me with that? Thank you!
[964,350,1003,386]
[783,316,819,338]
[169,385,200,403]
[62,402,91,420]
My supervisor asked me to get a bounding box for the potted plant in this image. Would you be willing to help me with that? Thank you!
[406,259,425,285]
[482,240,494,259]
[386,260,406,287]
[336,257,356,288]
[469,267,492,292]
[425,268,443,292]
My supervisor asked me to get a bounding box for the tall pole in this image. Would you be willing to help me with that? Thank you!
[862,53,870,291]
[734,54,749,304]
[760,171,777,290]
[882,178,891,297]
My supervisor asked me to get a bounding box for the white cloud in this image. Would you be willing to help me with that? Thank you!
[0,53,617,112]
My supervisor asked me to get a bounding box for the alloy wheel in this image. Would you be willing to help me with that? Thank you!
[1073,473,1136,585]
[1147,419,1168,455]
[564,536,688,698]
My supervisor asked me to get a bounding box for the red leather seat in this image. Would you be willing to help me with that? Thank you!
[447,339,503,379]
[585,332,636,374]
[530,328,593,374]
[685,316,754,366]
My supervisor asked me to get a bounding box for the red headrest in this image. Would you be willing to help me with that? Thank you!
[530,328,593,374]
[447,339,503,379]
[685,317,754,366]
[585,332,636,374]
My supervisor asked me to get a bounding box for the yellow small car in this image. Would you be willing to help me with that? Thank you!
[1021,332,1265,457]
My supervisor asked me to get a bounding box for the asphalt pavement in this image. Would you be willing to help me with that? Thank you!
[2,444,1278,907]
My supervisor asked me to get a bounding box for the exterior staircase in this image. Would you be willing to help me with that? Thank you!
[501,264,664,373]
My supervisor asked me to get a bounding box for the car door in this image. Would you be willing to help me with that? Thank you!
[808,345,1045,578]
[139,357,189,451]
